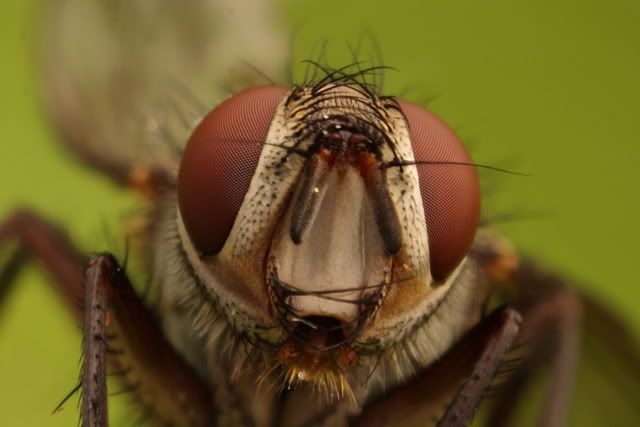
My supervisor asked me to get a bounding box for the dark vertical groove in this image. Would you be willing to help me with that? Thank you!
[289,156,330,244]
[364,165,402,256]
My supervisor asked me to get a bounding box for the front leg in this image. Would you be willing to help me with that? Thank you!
[0,210,214,426]
[350,230,590,427]
[437,308,522,427]
[350,307,522,427]
[83,256,109,427]
[474,232,583,427]
[81,253,215,427]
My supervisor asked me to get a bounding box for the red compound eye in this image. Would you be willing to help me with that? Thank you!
[178,85,288,255]
[398,101,481,282]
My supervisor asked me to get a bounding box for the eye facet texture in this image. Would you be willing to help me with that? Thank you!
[178,86,288,254]
[398,101,481,281]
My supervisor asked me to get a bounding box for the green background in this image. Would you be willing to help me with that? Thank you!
[1,0,639,425]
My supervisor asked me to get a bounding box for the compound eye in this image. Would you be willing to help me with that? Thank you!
[398,101,481,282]
[178,85,288,255]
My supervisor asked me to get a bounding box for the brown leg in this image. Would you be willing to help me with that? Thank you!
[0,210,214,426]
[485,290,581,427]
[437,308,522,427]
[82,254,215,427]
[529,291,581,427]
[83,257,109,427]
[350,307,522,427]
[473,232,582,427]
[0,210,87,318]
[351,231,585,427]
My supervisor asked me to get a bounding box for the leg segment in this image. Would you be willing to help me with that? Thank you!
[82,254,214,427]
[0,209,87,318]
[485,290,581,427]
[473,231,583,427]
[436,308,522,427]
[351,231,586,427]
[0,210,215,426]
[350,307,522,427]
[83,257,109,427]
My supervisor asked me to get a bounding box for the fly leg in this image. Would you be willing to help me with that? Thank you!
[485,290,581,427]
[82,254,215,427]
[83,256,109,427]
[0,210,214,427]
[350,231,584,427]
[436,307,523,427]
[350,307,523,427]
[473,231,582,427]
[0,210,87,318]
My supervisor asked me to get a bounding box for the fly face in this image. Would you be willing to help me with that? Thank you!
[4,1,640,426]
[173,80,481,398]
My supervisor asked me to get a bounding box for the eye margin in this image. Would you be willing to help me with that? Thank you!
[397,100,481,282]
[178,85,289,255]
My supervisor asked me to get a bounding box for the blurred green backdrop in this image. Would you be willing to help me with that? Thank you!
[0,0,639,426]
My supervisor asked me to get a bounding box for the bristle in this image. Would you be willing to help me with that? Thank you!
[256,359,358,405]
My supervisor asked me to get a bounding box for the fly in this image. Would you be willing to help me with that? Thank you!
[1,1,639,427]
